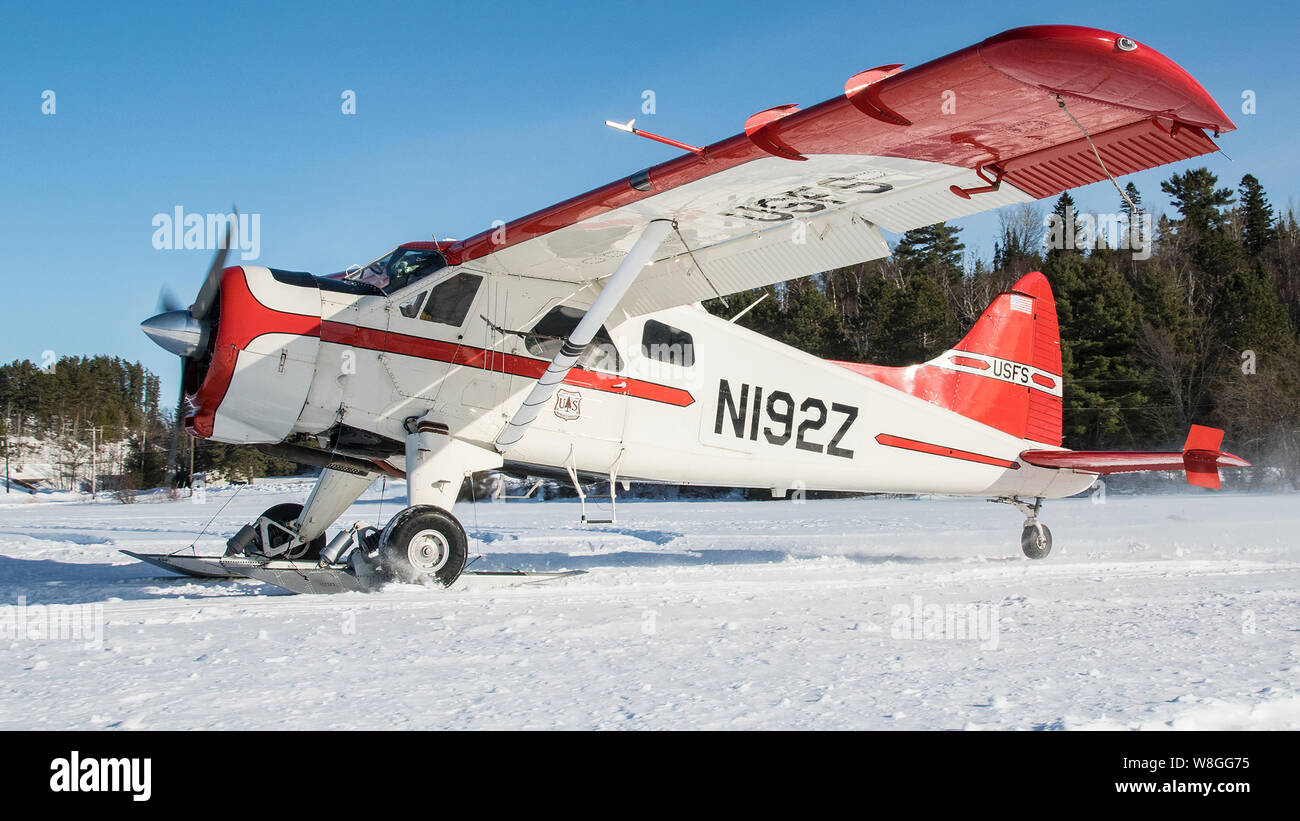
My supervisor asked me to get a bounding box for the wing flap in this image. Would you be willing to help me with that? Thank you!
[998,118,1220,200]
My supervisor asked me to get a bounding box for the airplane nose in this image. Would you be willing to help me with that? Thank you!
[140,310,209,358]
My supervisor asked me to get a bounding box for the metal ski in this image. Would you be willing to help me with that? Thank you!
[119,549,585,594]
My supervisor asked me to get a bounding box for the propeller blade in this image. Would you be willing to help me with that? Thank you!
[164,361,187,485]
[190,207,237,321]
[156,285,184,314]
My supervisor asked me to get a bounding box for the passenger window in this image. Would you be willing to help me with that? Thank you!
[419,272,483,327]
[641,319,695,367]
[398,291,428,319]
[525,305,622,372]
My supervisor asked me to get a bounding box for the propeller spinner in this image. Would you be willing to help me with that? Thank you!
[140,208,236,360]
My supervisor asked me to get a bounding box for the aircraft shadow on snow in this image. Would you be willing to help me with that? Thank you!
[0,554,291,605]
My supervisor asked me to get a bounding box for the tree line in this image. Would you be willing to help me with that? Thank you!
[706,168,1300,486]
[0,355,298,491]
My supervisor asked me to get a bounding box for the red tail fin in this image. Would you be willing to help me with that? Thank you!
[830,272,1063,445]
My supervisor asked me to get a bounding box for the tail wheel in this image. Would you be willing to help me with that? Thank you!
[1021,522,1052,559]
[254,503,325,561]
[378,505,467,587]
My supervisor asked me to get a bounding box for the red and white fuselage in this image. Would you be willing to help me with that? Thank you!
[185,259,1096,501]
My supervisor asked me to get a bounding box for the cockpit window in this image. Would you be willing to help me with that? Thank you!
[525,305,622,372]
[350,248,448,294]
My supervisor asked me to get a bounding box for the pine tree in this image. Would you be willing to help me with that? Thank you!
[862,274,959,365]
[1161,168,1240,289]
[1119,182,1146,257]
[1046,191,1084,256]
[1044,248,1150,448]
[1238,173,1277,258]
[893,223,966,285]
[1162,169,1235,234]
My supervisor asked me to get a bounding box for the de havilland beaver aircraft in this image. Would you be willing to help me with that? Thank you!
[132,25,1248,594]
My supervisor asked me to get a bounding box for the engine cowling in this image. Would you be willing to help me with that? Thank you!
[186,266,324,443]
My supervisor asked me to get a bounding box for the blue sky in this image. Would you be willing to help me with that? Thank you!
[1,0,1296,402]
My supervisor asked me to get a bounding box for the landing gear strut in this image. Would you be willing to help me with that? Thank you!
[995,496,1053,559]
[226,502,327,560]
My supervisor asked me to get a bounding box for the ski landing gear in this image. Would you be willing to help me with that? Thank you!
[123,504,580,594]
[221,501,468,592]
[995,496,1053,559]
[121,427,580,594]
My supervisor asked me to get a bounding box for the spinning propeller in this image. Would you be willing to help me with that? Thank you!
[139,209,237,483]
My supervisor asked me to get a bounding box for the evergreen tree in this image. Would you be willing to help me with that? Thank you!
[1238,173,1277,259]
[1120,182,1147,257]
[1045,251,1148,447]
[1162,169,1236,234]
[861,273,959,365]
[893,223,966,284]
[1046,191,1085,256]
[1162,168,1240,289]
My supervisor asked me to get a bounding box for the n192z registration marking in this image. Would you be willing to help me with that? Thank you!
[714,379,857,459]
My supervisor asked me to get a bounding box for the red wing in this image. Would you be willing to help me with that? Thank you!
[442,25,1233,316]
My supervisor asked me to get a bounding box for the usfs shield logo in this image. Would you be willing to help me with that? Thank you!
[554,389,582,421]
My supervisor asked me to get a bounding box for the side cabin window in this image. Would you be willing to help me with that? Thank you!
[418,272,483,327]
[641,319,695,367]
[525,305,622,372]
[398,291,427,318]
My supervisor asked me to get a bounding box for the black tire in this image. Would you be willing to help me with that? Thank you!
[252,503,326,561]
[378,505,467,587]
[1020,523,1052,559]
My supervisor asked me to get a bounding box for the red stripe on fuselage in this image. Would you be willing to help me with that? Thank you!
[319,320,695,407]
[875,433,1020,469]
[189,275,694,438]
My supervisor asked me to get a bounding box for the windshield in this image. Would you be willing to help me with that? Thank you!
[347,248,448,294]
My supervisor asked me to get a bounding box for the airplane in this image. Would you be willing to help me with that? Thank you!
[133,25,1248,594]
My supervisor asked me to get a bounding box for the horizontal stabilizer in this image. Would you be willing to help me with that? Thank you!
[1020,425,1249,489]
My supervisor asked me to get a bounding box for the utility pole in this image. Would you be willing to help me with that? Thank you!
[2,408,9,495]
[90,426,102,500]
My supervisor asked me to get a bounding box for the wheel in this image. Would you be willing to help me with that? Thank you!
[1020,522,1052,559]
[252,503,326,561]
[378,505,467,587]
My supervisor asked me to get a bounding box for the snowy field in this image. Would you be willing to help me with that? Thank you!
[1,479,1298,730]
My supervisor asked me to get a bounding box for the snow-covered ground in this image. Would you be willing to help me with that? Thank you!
[1,479,1298,730]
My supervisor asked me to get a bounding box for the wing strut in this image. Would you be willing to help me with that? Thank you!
[495,219,675,451]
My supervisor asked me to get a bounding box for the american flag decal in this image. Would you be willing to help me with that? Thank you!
[1009,294,1033,314]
